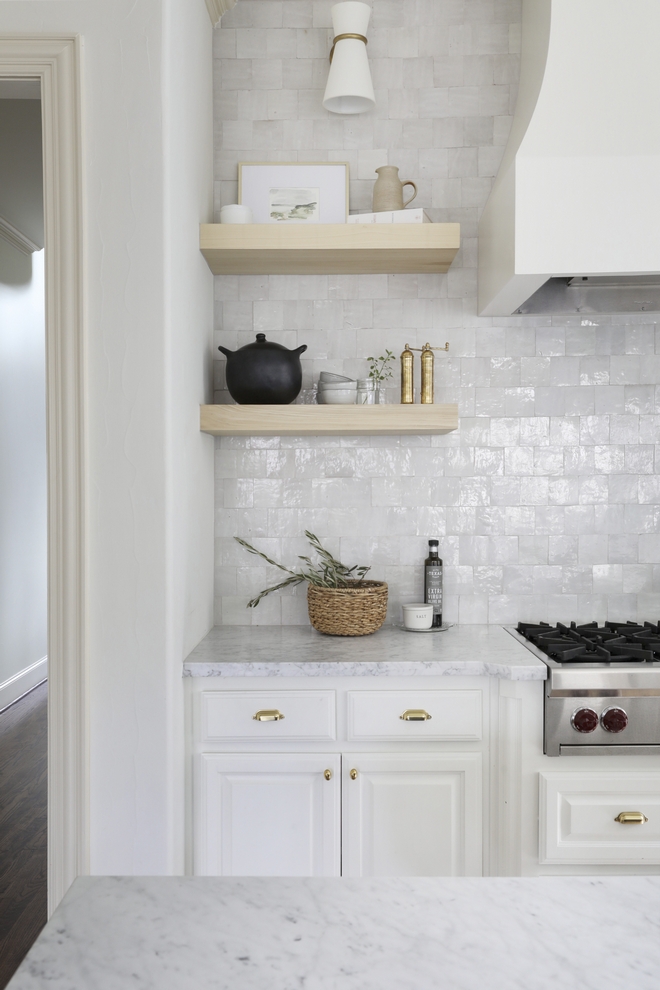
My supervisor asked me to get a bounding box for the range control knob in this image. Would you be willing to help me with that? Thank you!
[571,707,599,733]
[601,706,628,733]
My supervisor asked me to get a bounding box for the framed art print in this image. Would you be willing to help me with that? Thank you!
[238,162,349,223]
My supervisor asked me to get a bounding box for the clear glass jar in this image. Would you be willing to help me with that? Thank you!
[357,378,375,405]
[295,385,318,404]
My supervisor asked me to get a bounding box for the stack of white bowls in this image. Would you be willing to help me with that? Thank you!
[317,372,357,405]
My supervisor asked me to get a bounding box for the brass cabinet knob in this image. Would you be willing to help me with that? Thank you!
[614,811,648,824]
[324,769,333,781]
[350,768,358,780]
[400,709,432,721]
[252,709,285,722]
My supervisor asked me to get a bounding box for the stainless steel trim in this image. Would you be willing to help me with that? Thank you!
[560,745,660,756]
[515,276,660,316]
[550,688,660,697]
[550,669,660,691]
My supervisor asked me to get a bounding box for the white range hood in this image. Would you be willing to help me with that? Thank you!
[478,0,660,316]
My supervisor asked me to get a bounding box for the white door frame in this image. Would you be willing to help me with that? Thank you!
[0,37,87,915]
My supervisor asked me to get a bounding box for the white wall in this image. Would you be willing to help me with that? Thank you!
[0,1,215,875]
[0,240,47,703]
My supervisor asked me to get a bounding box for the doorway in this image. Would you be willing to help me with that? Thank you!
[0,79,48,985]
[0,38,87,919]
[0,82,48,709]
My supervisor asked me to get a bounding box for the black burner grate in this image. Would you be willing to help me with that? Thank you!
[517,620,660,664]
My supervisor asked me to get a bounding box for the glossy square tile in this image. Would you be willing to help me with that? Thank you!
[213,1,657,624]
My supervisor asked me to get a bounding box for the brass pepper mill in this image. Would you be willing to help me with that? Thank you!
[400,344,414,404]
[401,342,449,404]
[420,343,434,404]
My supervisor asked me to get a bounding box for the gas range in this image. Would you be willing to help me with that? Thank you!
[506,621,660,757]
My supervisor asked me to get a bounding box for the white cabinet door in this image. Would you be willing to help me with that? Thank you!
[342,754,482,877]
[196,753,340,877]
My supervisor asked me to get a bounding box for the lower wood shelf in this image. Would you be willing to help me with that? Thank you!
[200,404,459,437]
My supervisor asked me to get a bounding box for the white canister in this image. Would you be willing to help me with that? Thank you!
[220,204,253,224]
[402,603,433,630]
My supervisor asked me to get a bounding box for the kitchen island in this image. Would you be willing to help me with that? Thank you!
[9,874,660,989]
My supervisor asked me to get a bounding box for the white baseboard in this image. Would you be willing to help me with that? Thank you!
[0,656,48,712]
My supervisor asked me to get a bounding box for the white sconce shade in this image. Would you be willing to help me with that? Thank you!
[322,2,375,115]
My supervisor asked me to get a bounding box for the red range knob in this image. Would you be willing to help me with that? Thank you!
[571,708,599,733]
[601,707,628,733]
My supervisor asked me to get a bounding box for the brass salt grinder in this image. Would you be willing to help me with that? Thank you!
[400,342,450,403]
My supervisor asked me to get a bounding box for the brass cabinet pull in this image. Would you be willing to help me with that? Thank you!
[350,768,358,780]
[614,811,648,824]
[324,769,333,781]
[252,709,285,722]
[400,709,432,721]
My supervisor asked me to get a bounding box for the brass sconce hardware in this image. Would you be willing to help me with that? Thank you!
[329,33,367,62]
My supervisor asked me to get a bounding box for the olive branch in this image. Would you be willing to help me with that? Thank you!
[235,530,371,608]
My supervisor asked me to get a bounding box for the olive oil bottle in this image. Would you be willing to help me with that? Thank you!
[424,539,443,628]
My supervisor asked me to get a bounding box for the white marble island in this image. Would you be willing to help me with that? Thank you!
[9,875,660,989]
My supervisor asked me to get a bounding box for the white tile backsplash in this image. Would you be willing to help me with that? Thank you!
[212,0,660,626]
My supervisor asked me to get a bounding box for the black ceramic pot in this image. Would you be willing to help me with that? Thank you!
[218,333,308,405]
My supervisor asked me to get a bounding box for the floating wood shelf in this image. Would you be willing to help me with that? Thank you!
[200,223,460,276]
[200,404,459,437]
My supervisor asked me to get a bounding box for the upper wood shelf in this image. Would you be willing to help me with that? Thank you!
[200,404,459,437]
[200,223,460,276]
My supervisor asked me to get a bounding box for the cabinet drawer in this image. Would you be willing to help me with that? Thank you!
[540,771,660,864]
[347,690,482,742]
[200,690,336,741]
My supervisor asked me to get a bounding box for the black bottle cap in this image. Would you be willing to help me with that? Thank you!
[428,539,439,547]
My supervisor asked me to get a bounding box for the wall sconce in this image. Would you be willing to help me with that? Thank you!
[322,1,375,115]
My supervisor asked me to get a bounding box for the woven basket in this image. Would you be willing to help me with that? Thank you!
[307,580,388,636]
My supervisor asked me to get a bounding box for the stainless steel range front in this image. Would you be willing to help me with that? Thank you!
[507,622,660,756]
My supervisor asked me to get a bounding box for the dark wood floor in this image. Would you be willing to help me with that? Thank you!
[0,683,47,989]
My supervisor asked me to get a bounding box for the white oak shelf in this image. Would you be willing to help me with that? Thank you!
[200,223,460,275]
[200,403,459,437]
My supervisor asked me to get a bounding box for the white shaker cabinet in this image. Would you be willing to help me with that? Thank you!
[196,753,341,877]
[342,753,482,877]
[189,680,488,879]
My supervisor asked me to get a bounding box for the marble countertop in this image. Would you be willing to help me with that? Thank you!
[10,875,660,989]
[183,623,546,680]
